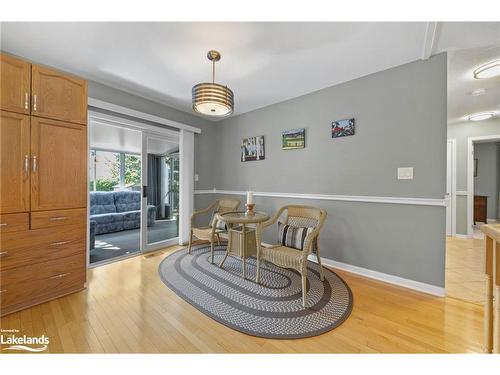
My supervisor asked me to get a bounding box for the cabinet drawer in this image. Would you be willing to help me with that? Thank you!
[0,212,29,233]
[31,208,86,229]
[0,225,85,270]
[1,252,85,288]
[0,256,85,313]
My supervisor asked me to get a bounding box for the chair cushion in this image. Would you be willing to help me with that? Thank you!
[90,191,117,215]
[114,191,141,212]
[277,222,313,250]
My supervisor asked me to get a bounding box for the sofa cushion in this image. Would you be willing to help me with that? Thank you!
[91,212,124,224]
[123,211,141,230]
[114,191,141,212]
[90,192,117,215]
[91,213,125,234]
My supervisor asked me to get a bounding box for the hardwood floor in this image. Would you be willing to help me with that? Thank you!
[446,235,486,304]
[0,243,483,353]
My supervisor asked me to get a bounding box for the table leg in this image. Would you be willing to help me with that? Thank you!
[241,224,246,279]
[256,223,262,284]
[219,229,232,268]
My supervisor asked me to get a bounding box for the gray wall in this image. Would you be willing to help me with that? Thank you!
[195,53,448,287]
[474,142,499,220]
[447,118,500,233]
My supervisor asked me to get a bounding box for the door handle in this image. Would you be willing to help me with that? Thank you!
[32,156,37,172]
[33,94,37,111]
[0,251,8,257]
[24,155,29,174]
[25,93,29,110]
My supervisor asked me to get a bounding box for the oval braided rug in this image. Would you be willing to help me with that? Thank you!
[158,244,353,339]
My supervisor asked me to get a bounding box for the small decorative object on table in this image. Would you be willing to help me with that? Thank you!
[246,191,255,215]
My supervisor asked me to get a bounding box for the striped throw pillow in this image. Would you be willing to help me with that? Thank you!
[209,211,227,230]
[278,222,313,250]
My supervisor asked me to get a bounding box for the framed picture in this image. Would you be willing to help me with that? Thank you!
[241,136,265,162]
[332,118,355,138]
[474,158,478,177]
[282,128,305,150]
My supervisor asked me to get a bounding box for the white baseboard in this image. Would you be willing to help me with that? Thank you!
[308,255,445,297]
[453,234,471,239]
[487,218,498,224]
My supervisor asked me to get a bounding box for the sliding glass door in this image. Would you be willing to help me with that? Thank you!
[141,132,180,252]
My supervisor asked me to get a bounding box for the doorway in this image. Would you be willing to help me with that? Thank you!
[88,115,181,266]
[467,135,500,237]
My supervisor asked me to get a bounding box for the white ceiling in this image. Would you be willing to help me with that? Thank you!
[90,122,178,155]
[1,22,499,122]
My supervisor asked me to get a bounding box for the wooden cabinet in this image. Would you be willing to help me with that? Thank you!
[0,53,87,317]
[31,117,87,211]
[32,64,87,125]
[0,54,31,114]
[474,195,488,225]
[0,111,30,214]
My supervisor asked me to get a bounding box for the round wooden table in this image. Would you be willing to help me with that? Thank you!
[216,211,270,280]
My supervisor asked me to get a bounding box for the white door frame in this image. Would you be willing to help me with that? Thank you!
[446,139,457,236]
[141,132,180,253]
[467,134,500,237]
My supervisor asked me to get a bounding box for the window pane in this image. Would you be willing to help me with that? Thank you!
[124,154,141,191]
[94,150,120,191]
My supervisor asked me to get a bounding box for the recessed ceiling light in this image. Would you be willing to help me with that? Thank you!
[468,112,495,121]
[470,88,486,96]
[473,59,500,79]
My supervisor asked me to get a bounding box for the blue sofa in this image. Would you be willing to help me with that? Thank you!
[90,191,156,236]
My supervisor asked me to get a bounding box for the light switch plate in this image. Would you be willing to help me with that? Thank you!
[397,167,414,180]
[194,174,199,182]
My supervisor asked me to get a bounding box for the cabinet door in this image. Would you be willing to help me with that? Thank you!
[31,117,87,211]
[0,111,30,213]
[32,64,87,125]
[0,54,31,114]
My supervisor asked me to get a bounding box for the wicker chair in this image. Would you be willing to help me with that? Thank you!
[188,199,241,263]
[258,205,327,308]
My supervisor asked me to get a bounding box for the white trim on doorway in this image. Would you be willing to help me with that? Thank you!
[88,98,202,134]
[466,134,500,237]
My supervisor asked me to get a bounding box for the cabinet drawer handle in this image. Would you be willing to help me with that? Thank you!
[50,216,68,221]
[0,290,6,294]
[0,223,7,227]
[25,93,29,110]
[50,240,72,247]
[50,273,69,279]
[0,251,8,257]
[33,94,37,111]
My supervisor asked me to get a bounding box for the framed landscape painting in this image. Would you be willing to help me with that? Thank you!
[282,128,305,150]
[332,118,355,138]
[241,135,265,162]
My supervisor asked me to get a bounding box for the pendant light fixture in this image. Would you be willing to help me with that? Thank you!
[473,59,500,79]
[192,50,234,117]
